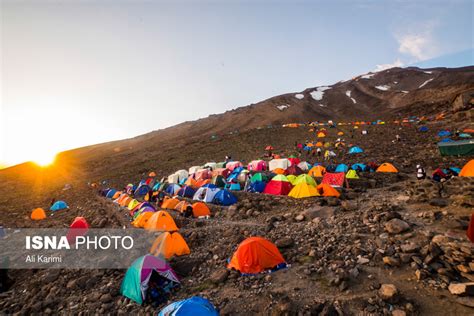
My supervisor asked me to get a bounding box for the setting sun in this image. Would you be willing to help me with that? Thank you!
[32,152,57,167]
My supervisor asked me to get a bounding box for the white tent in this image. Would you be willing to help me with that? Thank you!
[269,158,290,171]
[193,187,221,203]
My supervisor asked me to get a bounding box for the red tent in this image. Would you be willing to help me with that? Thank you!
[66,217,89,245]
[263,176,293,195]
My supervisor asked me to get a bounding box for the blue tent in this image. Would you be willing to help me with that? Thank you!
[177,186,196,198]
[351,163,366,171]
[438,130,451,137]
[335,164,349,173]
[106,189,117,199]
[213,189,237,206]
[165,184,181,195]
[134,185,150,196]
[50,201,68,211]
[348,146,364,154]
[158,296,218,316]
[459,133,472,138]
[226,167,244,183]
[419,126,428,132]
[152,183,161,191]
[303,146,311,151]
[247,181,266,193]
[225,183,241,191]
[201,183,218,189]
[440,138,453,143]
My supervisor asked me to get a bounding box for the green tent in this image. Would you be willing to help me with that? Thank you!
[293,174,317,186]
[120,255,180,305]
[346,169,359,179]
[211,175,226,188]
[438,140,474,156]
[250,173,268,183]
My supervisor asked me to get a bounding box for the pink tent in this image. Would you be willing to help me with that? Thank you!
[226,161,243,171]
[212,168,230,178]
[194,169,211,181]
[248,160,267,171]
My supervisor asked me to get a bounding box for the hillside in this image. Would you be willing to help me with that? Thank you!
[0,66,473,315]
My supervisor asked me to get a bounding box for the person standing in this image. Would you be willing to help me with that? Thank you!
[416,164,426,180]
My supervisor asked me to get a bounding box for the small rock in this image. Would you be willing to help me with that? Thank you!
[383,256,401,266]
[275,237,294,248]
[209,269,229,284]
[379,284,398,301]
[448,282,474,296]
[392,309,406,316]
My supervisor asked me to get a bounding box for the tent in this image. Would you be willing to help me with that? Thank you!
[174,201,192,213]
[66,217,89,244]
[189,166,203,174]
[346,169,359,179]
[263,175,293,195]
[250,173,268,183]
[177,186,196,198]
[348,146,364,154]
[268,158,290,171]
[135,185,150,197]
[288,156,301,166]
[247,181,266,193]
[317,132,326,138]
[376,163,398,173]
[438,130,451,137]
[165,184,181,195]
[265,145,274,151]
[192,202,211,217]
[286,174,297,185]
[273,168,286,175]
[227,237,286,274]
[150,232,190,259]
[184,177,198,188]
[419,126,429,132]
[248,160,267,171]
[128,199,141,211]
[337,131,344,136]
[213,189,237,206]
[226,183,241,191]
[286,165,303,175]
[145,211,178,232]
[226,161,243,171]
[120,255,180,305]
[31,208,46,220]
[193,187,221,203]
[50,201,68,211]
[440,138,453,143]
[316,183,341,197]
[195,169,212,181]
[288,182,319,198]
[459,133,472,138]
[335,164,349,173]
[106,189,117,199]
[438,139,474,156]
[351,163,366,171]
[133,206,155,220]
[204,162,217,171]
[212,168,230,178]
[195,179,211,188]
[132,212,153,228]
[211,175,226,188]
[460,160,474,177]
[158,296,218,316]
[120,196,133,207]
[293,174,317,186]
[161,198,181,210]
[297,161,312,171]
[321,172,345,187]
[149,171,157,177]
[308,165,326,177]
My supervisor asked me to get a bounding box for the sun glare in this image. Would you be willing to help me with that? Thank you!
[32,152,57,167]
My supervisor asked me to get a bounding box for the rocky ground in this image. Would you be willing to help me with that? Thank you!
[0,120,473,315]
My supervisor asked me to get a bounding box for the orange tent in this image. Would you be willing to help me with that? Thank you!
[195,179,211,187]
[145,211,178,232]
[184,177,198,188]
[459,160,474,177]
[227,237,286,274]
[316,183,340,197]
[150,232,190,259]
[149,171,157,177]
[308,165,326,177]
[463,129,474,134]
[161,198,180,210]
[31,208,47,220]
[376,163,398,173]
[120,196,133,207]
[112,191,122,199]
[174,201,191,213]
[273,168,286,175]
[192,202,211,217]
[315,142,323,147]
[132,212,153,228]
[117,194,130,206]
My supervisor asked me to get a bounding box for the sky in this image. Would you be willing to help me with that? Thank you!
[1,0,473,167]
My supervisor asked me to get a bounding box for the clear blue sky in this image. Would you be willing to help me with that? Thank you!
[1,0,473,166]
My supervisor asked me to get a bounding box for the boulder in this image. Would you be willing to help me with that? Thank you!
[379,284,398,301]
[448,283,474,296]
[210,269,229,284]
[385,218,410,234]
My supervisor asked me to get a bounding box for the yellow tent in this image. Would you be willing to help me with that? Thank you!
[346,169,359,179]
[308,165,326,177]
[150,232,190,259]
[128,199,140,211]
[288,183,319,198]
